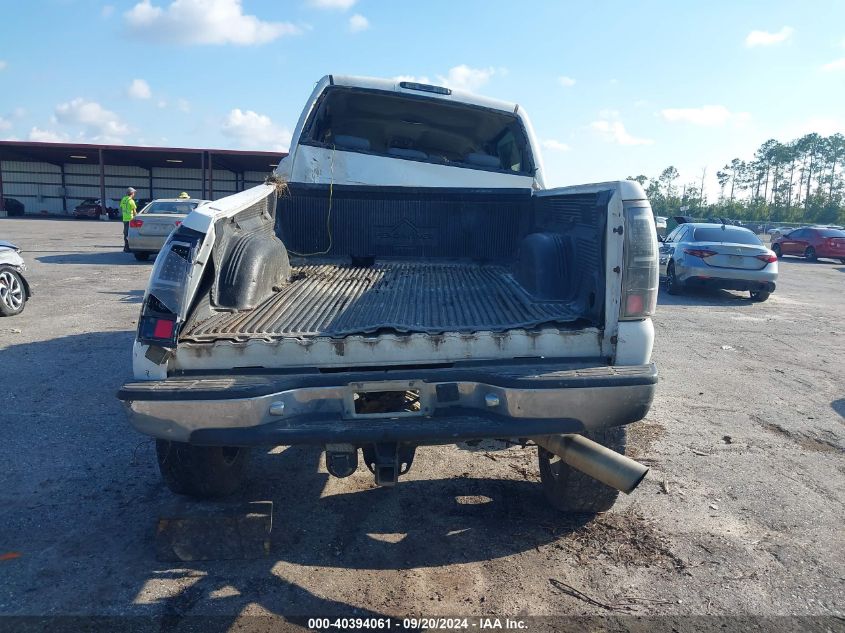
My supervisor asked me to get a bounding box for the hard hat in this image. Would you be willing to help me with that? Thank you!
[177,192,190,199]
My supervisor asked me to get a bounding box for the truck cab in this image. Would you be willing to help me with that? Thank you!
[277,75,545,190]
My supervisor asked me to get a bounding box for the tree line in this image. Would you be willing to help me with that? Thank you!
[628,132,845,226]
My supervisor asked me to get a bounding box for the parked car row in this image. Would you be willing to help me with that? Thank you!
[2,197,160,220]
[73,198,152,220]
[658,217,845,302]
[0,195,209,316]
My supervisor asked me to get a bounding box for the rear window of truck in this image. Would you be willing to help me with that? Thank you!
[302,86,535,176]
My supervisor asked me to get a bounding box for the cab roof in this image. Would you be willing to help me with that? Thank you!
[329,75,520,115]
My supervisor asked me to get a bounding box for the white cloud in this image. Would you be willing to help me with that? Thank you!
[11,107,26,118]
[176,98,191,113]
[541,139,570,152]
[54,98,129,142]
[436,65,496,92]
[557,76,576,87]
[348,13,369,32]
[221,108,291,152]
[307,0,356,9]
[102,4,115,17]
[745,26,793,48]
[0,60,7,71]
[157,99,168,108]
[0,117,11,131]
[28,127,71,143]
[660,105,751,127]
[125,0,301,46]
[590,111,653,146]
[821,58,845,72]
[128,78,152,99]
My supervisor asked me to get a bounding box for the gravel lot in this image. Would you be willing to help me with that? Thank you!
[1,218,843,629]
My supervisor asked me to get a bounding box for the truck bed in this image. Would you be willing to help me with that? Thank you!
[182,261,582,341]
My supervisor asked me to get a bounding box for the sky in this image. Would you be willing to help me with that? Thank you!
[1,0,845,197]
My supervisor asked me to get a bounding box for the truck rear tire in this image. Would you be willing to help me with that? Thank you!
[537,427,626,514]
[155,440,249,498]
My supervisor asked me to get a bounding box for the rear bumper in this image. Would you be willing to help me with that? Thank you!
[127,232,166,252]
[676,262,777,292]
[684,277,776,292]
[118,361,658,446]
[816,248,845,259]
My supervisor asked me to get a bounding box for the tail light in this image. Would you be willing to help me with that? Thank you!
[620,206,658,320]
[683,248,716,258]
[175,221,182,226]
[129,219,143,228]
[137,230,202,348]
[755,252,777,263]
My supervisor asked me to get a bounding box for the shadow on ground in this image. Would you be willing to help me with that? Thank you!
[99,289,145,303]
[37,251,152,266]
[246,445,578,571]
[779,256,845,266]
[657,285,756,307]
[120,444,583,623]
[1,330,583,623]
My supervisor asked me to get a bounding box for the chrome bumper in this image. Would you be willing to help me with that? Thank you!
[119,362,657,445]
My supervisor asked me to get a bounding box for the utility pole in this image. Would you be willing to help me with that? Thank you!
[699,167,707,209]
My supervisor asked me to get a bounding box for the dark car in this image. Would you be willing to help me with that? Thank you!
[771,227,845,263]
[1,197,25,217]
[73,198,120,220]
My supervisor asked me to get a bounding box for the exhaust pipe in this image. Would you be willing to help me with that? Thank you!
[535,433,649,494]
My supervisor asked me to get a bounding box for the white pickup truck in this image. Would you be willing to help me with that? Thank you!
[119,76,659,515]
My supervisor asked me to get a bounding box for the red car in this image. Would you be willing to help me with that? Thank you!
[72,198,119,220]
[771,227,845,263]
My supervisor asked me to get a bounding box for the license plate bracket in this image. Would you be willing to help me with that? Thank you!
[343,381,432,419]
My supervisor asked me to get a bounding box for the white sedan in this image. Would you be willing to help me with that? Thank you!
[127,198,210,261]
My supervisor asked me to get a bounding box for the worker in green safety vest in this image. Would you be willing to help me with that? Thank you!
[120,187,137,252]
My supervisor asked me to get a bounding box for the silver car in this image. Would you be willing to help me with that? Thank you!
[127,198,209,261]
[659,222,778,301]
[0,240,32,316]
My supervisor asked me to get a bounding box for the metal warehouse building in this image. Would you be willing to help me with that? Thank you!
[0,141,286,216]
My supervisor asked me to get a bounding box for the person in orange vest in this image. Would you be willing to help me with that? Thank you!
[120,187,137,252]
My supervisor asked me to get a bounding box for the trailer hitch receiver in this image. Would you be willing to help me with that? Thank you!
[362,442,417,487]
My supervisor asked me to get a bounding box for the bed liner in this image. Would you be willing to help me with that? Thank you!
[182,261,583,342]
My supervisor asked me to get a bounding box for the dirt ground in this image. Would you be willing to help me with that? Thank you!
[0,218,843,630]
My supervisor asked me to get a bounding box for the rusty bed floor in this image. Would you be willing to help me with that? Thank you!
[182,262,581,341]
